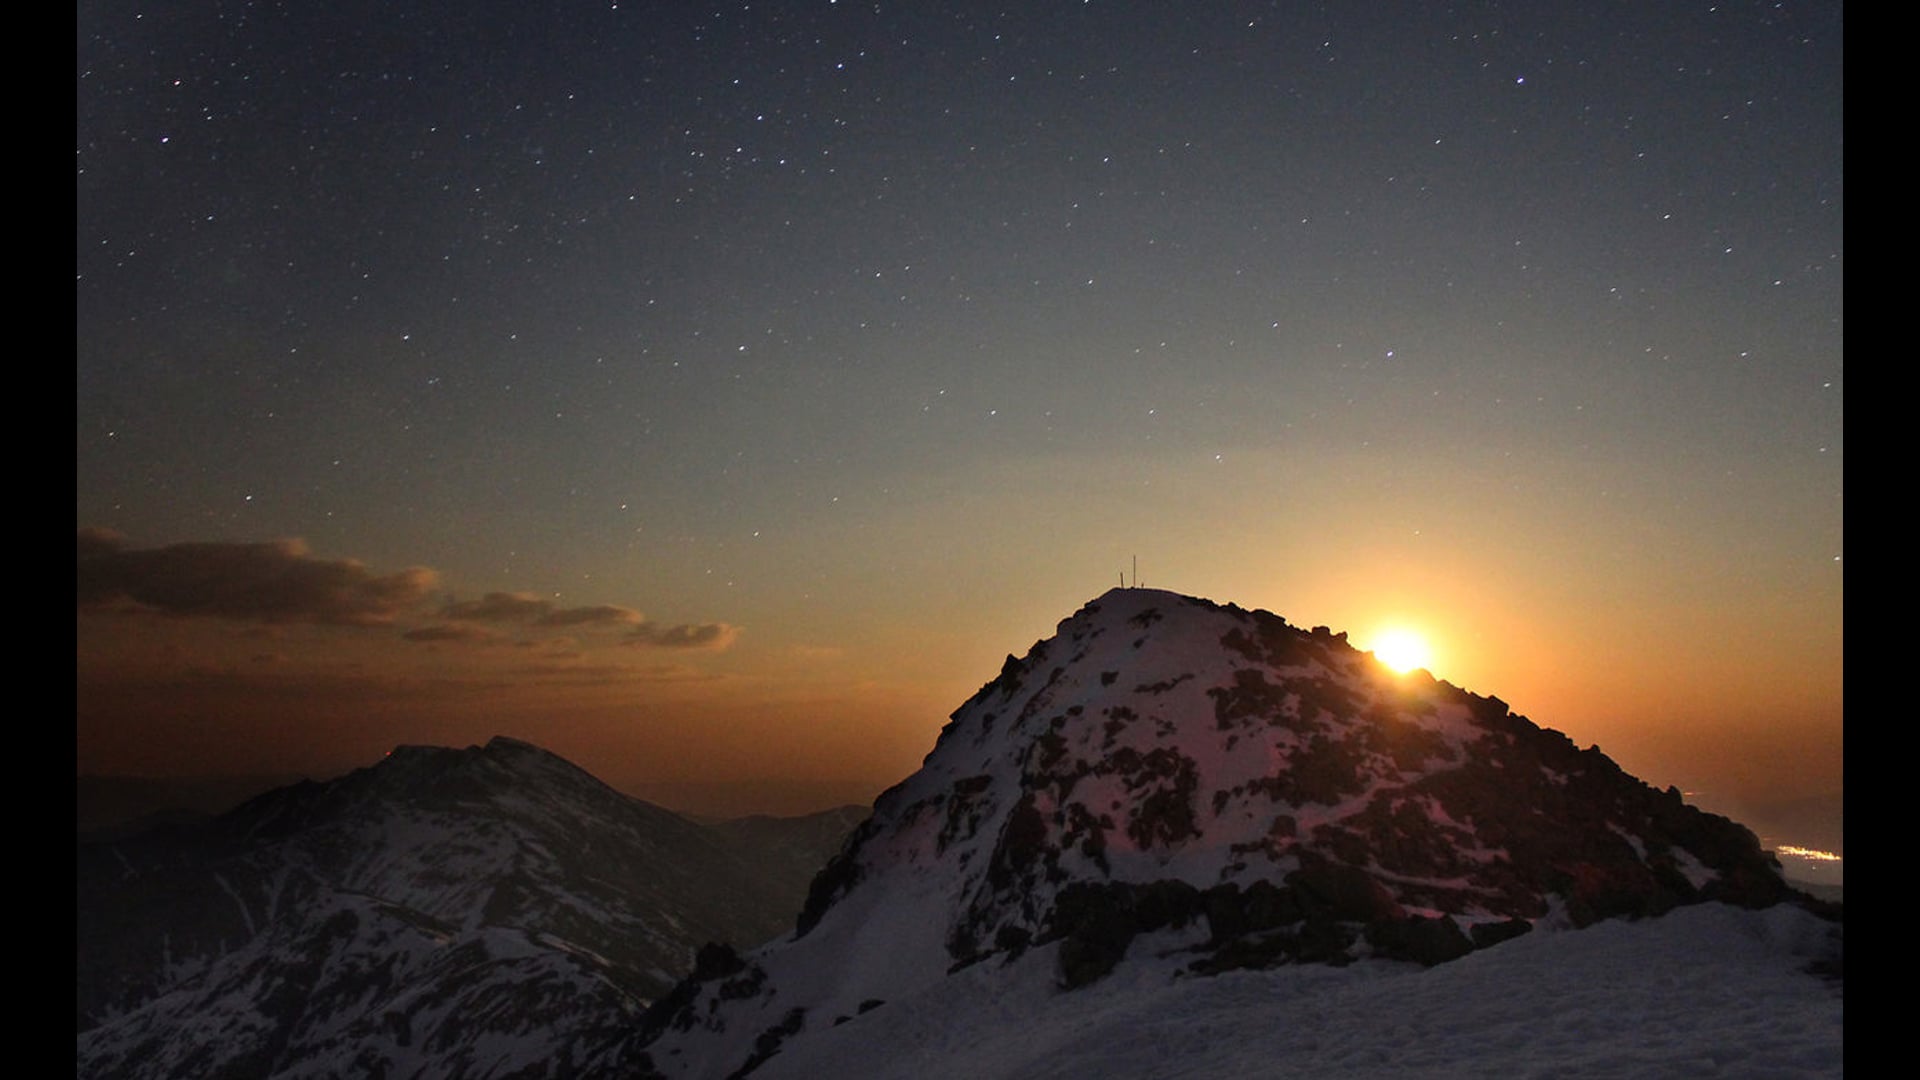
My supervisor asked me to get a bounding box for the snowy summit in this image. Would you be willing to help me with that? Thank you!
[639,587,1835,1078]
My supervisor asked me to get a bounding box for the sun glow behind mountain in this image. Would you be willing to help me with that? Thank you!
[1369,627,1435,675]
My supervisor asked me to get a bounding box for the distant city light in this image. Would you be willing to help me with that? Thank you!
[1776,845,1841,863]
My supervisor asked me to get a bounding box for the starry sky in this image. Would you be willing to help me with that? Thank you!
[77,2,1842,862]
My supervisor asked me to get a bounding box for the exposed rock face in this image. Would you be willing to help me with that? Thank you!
[77,737,822,1080]
[641,588,1796,1077]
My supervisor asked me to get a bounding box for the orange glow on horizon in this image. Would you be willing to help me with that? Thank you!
[1366,626,1438,676]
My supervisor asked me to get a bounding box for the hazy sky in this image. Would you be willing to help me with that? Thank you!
[77,2,1841,859]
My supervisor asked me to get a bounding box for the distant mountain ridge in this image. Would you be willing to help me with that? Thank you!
[77,737,854,1080]
[638,587,1814,1077]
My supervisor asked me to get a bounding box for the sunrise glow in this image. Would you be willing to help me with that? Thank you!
[1371,629,1434,675]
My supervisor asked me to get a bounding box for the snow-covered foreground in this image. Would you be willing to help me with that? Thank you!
[753,902,1841,1079]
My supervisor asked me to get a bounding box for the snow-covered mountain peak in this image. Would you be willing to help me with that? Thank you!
[78,736,819,1080]
[641,587,1799,1077]
[803,588,1521,943]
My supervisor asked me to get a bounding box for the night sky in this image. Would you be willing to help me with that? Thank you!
[78,3,1841,864]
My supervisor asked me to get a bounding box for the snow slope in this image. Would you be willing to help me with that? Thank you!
[754,901,1841,1080]
[639,587,1828,1077]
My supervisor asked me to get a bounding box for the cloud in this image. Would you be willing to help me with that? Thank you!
[538,604,646,628]
[629,621,742,651]
[441,592,644,629]
[77,529,740,651]
[441,592,551,622]
[77,525,125,560]
[403,623,502,644]
[515,659,727,683]
[77,530,436,626]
